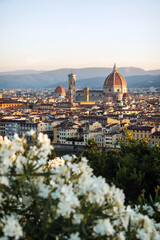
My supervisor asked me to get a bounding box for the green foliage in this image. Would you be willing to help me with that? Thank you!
[66,137,84,142]
[77,126,83,137]
[85,131,160,204]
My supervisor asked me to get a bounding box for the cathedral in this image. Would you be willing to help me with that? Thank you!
[54,64,131,102]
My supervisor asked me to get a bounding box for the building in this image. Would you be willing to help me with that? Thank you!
[103,63,128,101]
[0,119,38,141]
[68,73,76,101]
[68,80,73,105]
[151,131,160,146]
[53,64,131,103]
[127,125,154,143]
[0,98,26,108]
[38,121,53,140]
[54,86,66,98]
[75,64,131,102]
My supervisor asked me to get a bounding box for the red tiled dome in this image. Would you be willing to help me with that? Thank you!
[103,64,127,89]
[123,92,131,99]
[106,93,113,98]
[54,86,66,94]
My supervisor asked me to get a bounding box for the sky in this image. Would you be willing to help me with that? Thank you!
[0,0,160,71]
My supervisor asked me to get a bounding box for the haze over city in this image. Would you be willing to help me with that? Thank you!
[0,0,160,72]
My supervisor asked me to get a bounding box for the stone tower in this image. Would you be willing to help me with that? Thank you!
[84,87,89,101]
[68,73,76,101]
[68,80,73,105]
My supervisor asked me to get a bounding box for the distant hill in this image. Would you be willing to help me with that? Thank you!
[0,67,160,89]
[126,74,160,88]
[0,70,45,75]
[48,75,160,90]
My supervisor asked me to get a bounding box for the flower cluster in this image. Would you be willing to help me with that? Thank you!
[0,133,160,239]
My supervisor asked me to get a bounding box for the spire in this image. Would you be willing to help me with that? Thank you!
[113,63,117,72]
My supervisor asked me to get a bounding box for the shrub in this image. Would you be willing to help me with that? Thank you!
[85,132,160,204]
[0,133,160,239]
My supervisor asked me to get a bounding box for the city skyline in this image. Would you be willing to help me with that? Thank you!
[0,0,160,71]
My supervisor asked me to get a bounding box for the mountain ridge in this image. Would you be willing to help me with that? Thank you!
[47,74,160,90]
[0,67,160,89]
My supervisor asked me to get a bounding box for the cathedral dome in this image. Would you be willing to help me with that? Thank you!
[123,92,131,100]
[106,93,113,97]
[54,86,66,97]
[103,64,127,94]
[54,86,66,94]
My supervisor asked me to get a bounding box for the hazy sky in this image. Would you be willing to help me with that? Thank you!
[0,0,160,71]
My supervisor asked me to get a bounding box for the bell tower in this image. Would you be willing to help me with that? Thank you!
[68,73,76,101]
[68,80,73,105]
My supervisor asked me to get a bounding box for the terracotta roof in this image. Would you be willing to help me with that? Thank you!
[123,93,131,99]
[127,125,153,131]
[54,86,66,94]
[151,131,160,136]
[106,93,113,97]
[103,65,127,88]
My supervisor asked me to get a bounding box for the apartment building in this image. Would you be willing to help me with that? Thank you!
[151,131,160,146]
[127,125,160,145]
[127,125,153,139]
[0,119,38,141]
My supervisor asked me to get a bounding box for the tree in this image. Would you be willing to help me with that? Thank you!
[85,132,160,204]
[77,126,83,139]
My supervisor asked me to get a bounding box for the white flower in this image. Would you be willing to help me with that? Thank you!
[93,219,115,236]
[69,232,81,240]
[15,154,26,173]
[48,157,65,168]
[117,231,126,240]
[22,195,32,207]
[142,204,154,216]
[155,202,160,212]
[136,228,150,240]
[0,176,9,187]
[51,189,61,199]
[0,237,9,240]
[1,133,160,239]
[56,185,80,217]
[63,155,72,161]
[72,214,83,225]
[3,215,23,240]
[38,183,50,198]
